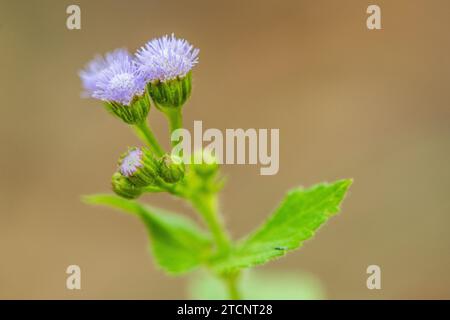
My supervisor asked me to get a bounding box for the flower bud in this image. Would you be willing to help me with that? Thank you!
[104,93,150,125]
[158,154,185,183]
[191,150,219,178]
[147,72,192,110]
[118,147,159,187]
[111,172,142,199]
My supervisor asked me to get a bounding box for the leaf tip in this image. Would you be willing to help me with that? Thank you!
[336,178,353,191]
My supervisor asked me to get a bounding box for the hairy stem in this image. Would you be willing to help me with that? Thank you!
[134,120,165,157]
[190,194,242,299]
[191,194,230,253]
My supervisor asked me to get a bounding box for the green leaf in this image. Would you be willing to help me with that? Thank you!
[189,270,324,300]
[211,179,352,273]
[83,194,212,274]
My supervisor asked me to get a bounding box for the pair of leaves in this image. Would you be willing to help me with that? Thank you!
[84,179,352,275]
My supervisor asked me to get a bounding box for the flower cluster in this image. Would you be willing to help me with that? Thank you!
[79,34,199,109]
[80,34,198,199]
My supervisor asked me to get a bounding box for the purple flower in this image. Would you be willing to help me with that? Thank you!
[120,148,143,177]
[79,48,131,97]
[136,34,199,82]
[92,55,146,105]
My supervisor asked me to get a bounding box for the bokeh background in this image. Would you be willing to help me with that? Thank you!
[0,0,449,299]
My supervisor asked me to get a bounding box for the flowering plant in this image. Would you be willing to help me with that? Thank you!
[81,34,352,299]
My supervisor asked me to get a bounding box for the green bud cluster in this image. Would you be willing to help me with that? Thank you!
[112,148,186,199]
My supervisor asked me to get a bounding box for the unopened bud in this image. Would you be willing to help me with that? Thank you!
[158,154,185,183]
[118,147,159,187]
[111,172,142,199]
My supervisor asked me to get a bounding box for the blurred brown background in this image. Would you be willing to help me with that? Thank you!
[0,0,449,299]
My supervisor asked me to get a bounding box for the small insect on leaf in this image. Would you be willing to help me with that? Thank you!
[210,179,352,273]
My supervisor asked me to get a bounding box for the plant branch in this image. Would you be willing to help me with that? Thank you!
[164,108,183,147]
[134,120,165,157]
[189,193,243,299]
[190,194,230,253]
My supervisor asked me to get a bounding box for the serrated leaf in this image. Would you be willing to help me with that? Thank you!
[83,194,212,274]
[211,179,352,273]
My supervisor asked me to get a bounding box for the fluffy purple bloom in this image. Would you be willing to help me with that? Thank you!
[136,34,199,82]
[120,148,143,177]
[79,48,131,97]
[92,54,146,105]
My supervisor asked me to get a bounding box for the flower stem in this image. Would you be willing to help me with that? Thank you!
[164,108,183,147]
[134,121,165,157]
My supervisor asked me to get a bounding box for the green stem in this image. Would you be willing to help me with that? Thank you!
[225,273,241,300]
[191,194,230,253]
[189,194,242,299]
[134,121,165,157]
[165,108,183,147]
